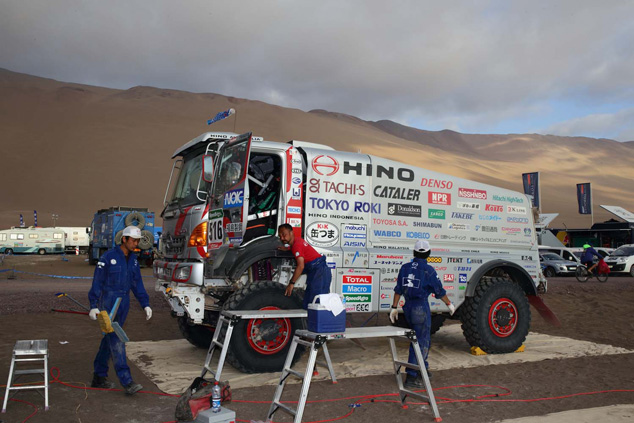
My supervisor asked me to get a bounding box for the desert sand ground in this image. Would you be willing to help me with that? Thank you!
[1,254,634,423]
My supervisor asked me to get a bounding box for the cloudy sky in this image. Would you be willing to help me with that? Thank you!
[3,0,634,141]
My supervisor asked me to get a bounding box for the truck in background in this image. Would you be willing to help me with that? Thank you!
[0,227,65,254]
[156,132,552,374]
[89,207,157,265]
[57,227,91,254]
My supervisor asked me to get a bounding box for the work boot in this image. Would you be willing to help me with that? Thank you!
[404,374,424,389]
[123,382,143,395]
[91,374,116,389]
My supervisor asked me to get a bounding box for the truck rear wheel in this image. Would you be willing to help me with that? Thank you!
[460,277,530,354]
[222,281,306,373]
[177,316,215,348]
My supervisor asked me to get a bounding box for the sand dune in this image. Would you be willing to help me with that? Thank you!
[1,68,632,229]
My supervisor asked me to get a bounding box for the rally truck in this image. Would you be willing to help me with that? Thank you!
[156,132,550,373]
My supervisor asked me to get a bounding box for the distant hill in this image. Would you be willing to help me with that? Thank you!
[1,67,632,230]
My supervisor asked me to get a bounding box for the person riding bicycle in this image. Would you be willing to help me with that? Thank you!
[581,244,602,275]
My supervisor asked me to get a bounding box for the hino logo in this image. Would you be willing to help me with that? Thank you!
[311,155,339,176]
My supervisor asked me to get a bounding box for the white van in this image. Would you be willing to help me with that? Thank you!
[538,246,580,264]
[604,244,634,276]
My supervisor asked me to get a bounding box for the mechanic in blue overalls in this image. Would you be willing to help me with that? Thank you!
[88,226,152,395]
[390,240,455,389]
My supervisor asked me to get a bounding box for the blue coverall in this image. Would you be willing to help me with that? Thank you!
[302,256,332,309]
[88,247,149,386]
[394,257,447,376]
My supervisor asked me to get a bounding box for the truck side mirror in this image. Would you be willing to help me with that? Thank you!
[202,155,214,182]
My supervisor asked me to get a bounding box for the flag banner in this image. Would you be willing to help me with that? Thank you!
[19,214,24,227]
[522,172,540,208]
[206,108,235,126]
[34,210,38,226]
[577,183,591,214]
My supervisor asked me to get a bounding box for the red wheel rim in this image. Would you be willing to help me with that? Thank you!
[246,306,292,355]
[488,298,517,337]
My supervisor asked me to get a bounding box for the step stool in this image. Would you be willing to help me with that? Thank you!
[2,339,49,413]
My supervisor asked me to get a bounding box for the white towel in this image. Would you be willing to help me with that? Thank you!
[317,293,345,316]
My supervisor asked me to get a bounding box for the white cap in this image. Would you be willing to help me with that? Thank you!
[122,226,142,239]
[414,240,431,253]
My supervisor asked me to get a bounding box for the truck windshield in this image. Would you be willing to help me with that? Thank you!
[209,141,249,209]
[168,152,210,208]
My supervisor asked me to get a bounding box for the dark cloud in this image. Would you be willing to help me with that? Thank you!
[2,0,634,140]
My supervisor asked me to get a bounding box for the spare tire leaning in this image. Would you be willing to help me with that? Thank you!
[114,230,124,245]
[124,212,146,229]
[139,230,154,250]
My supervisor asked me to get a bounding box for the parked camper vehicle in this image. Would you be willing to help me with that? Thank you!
[57,227,90,254]
[155,132,550,373]
[89,207,157,265]
[0,227,65,255]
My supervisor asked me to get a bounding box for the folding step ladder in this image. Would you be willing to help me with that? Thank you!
[2,339,49,413]
[201,309,318,381]
[267,327,441,423]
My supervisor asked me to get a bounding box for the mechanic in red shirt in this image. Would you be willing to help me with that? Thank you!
[278,223,332,309]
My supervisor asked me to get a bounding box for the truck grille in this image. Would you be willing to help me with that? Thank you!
[164,235,186,254]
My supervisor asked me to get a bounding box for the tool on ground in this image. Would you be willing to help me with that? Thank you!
[55,292,90,311]
[97,298,130,343]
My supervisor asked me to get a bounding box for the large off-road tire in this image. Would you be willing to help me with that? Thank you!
[138,230,154,250]
[124,212,146,229]
[460,277,530,354]
[222,281,306,373]
[177,316,216,349]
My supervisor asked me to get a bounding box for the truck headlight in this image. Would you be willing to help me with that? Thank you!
[173,266,192,282]
[188,222,208,247]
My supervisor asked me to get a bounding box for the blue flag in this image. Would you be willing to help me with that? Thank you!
[207,108,235,126]
[522,172,540,208]
[34,210,38,227]
[577,183,591,214]
[19,214,24,227]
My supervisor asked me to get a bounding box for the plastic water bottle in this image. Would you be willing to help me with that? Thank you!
[211,381,221,413]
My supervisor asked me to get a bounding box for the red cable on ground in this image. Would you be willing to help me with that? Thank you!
[6,368,631,423]
[6,398,39,423]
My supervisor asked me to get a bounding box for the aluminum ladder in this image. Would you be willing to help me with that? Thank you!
[267,327,441,423]
[201,309,311,381]
[2,340,49,413]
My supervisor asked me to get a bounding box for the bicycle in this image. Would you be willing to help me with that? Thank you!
[575,262,608,283]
